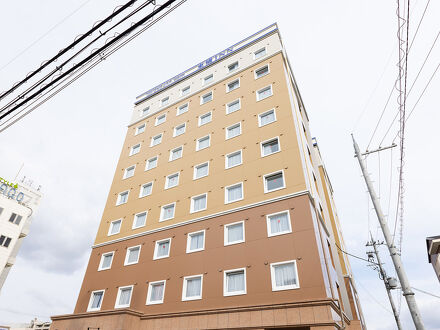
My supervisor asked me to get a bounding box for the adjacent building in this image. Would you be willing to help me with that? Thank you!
[426,235,440,282]
[51,24,365,329]
[0,177,42,291]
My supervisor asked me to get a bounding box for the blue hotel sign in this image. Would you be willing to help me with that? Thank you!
[135,23,278,105]
[0,177,24,202]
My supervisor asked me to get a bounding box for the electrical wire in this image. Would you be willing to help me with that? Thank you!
[334,243,378,265]
[411,286,440,299]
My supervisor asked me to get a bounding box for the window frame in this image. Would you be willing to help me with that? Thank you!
[263,170,286,193]
[224,220,245,246]
[132,211,148,229]
[182,274,203,301]
[87,289,105,312]
[260,136,281,157]
[196,135,211,151]
[227,61,239,72]
[181,86,191,97]
[139,181,153,198]
[190,193,208,214]
[145,156,158,171]
[153,238,172,260]
[254,64,270,79]
[258,109,277,127]
[186,229,206,253]
[130,143,141,156]
[155,113,167,126]
[223,267,247,296]
[225,122,242,140]
[266,210,292,237]
[108,219,122,236]
[114,285,134,308]
[256,85,273,101]
[226,98,241,114]
[169,146,183,161]
[270,260,300,291]
[160,202,176,222]
[173,123,186,137]
[225,149,243,169]
[193,161,209,180]
[141,106,150,117]
[146,280,166,305]
[200,91,213,105]
[224,182,244,204]
[161,96,169,107]
[98,251,114,271]
[226,78,240,93]
[177,103,189,116]
[123,165,136,179]
[135,123,145,135]
[124,245,141,266]
[116,191,129,206]
[150,133,163,147]
[253,47,267,60]
[198,111,212,126]
[203,74,213,85]
[164,172,180,189]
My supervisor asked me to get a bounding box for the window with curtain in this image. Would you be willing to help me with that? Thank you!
[259,109,276,126]
[100,253,113,270]
[271,261,298,290]
[156,114,166,125]
[227,79,240,92]
[257,86,272,101]
[268,211,291,236]
[151,134,162,146]
[197,136,210,150]
[184,276,202,300]
[117,192,128,205]
[255,65,269,78]
[141,106,150,117]
[194,162,209,179]
[124,166,135,179]
[161,204,175,220]
[199,112,212,125]
[155,239,170,258]
[161,97,169,107]
[226,123,241,139]
[226,99,240,114]
[109,219,122,235]
[192,194,207,212]
[136,124,145,135]
[254,47,266,59]
[146,156,158,170]
[201,92,213,104]
[181,86,190,97]
[148,281,165,304]
[204,74,213,85]
[170,147,183,161]
[265,172,285,192]
[174,124,186,136]
[188,231,205,252]
[262,138,279,156]
[126,246,140,265]
[89,291,104,310]
[225,269,246,295]
[140,182,152,197]
[166,173,179,189]
[228,61,239,72]
[226,151,242,168]
[226,183,243,203]
[117,286,132,307]
[225,222,244,245]
[130,144,140,155]
[134,212,147,228]
[178,103,189,115]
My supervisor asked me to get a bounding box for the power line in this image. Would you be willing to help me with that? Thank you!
[411,287,440,299]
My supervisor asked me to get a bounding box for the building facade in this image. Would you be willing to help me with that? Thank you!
[51,24,365,329]
[0,177,42,291]
[426,235,440,282]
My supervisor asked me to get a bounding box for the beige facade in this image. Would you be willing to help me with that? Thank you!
[51,24,365,329]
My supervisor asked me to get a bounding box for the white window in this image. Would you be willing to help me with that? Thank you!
[261,137,280,157]
[226,79,240,92]
[256,85,273,101]
[228,61,239,72]
[139,182,153,197]
[181,86,190,96]
[264,171,286,193]
[224,268,246,296]
[204,74,213,85]
[123,165,135,179]
[154,238,171,259]
[254,47,266,59]
[201,91,213,104]
[146,156,158,170]
[193,162,209,179]
[225,150,242,169]
[270,260,299,291]
[151,134,163,146]
[226,99,240,114]
[116,191,129,205]
[160,203,175,221]
[169,146,183,161]
[186,230,205,253]
[124,245,141,265]
[115,285,133,308]
[161,96,169,107]
[177,103,189,116]
[182,275,203,301]
[224,221,245,245]
[258,109,276,127]
[98,252,114,271]
[133,211,147,229]
[226,122,241,139]
[141,106,150,117]
[225,182,243,203]
[146,280,166,305]
[267,211,292,237]
[198,112,212,126]
[255,65,269,79]
[155,114,166,126]
[165,172,180,189]
[135,124,145,135]
[196,135,210,151]
[130,144,140,156]
[174,123,186,137]
[191,193,207,213]
[108,219,122,235]
[87,290,105,311]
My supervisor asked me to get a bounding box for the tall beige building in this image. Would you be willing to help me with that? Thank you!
[52,24,365,329]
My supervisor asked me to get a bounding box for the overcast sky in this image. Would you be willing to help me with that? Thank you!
[0,0,439,328]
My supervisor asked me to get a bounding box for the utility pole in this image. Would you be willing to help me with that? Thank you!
[366,237,402,330]
[352,135,425,329]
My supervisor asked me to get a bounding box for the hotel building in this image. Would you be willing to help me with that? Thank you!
[51,24,365,329]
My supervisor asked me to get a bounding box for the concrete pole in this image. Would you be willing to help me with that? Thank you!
[352,135,425,329]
